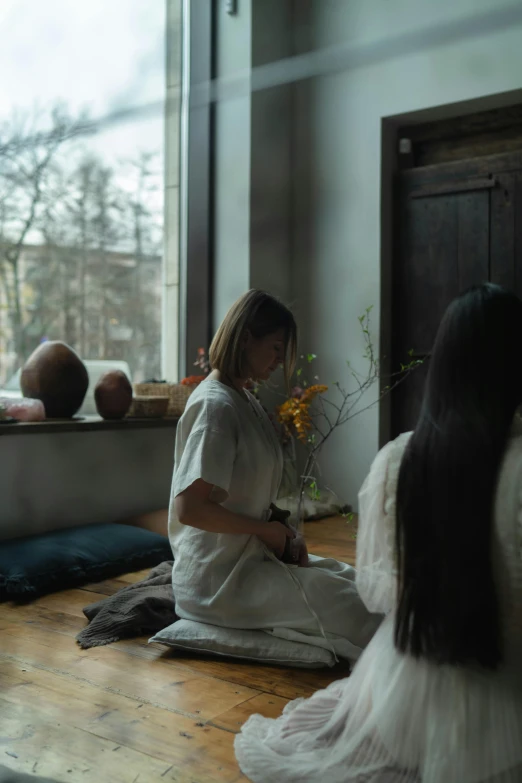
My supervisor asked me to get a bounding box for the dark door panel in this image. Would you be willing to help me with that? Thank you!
[391,177,492,437]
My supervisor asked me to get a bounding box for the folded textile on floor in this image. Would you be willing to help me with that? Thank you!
[76,560,177,649]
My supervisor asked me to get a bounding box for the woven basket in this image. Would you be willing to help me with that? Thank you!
[127,395,170,419]
[133,382,194,418]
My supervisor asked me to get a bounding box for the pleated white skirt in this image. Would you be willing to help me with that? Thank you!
[235,614,522,783]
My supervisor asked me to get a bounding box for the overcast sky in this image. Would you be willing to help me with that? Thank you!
[0,0,166,164]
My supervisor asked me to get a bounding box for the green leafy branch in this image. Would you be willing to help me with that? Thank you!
[276,307,423,526]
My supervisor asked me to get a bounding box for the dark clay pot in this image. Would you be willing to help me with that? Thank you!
[95,370,133,420]
[21,341,89,419]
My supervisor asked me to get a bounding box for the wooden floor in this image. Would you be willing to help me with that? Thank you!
[0,516,357,783]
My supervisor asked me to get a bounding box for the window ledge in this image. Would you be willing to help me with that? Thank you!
[0,415,179,437]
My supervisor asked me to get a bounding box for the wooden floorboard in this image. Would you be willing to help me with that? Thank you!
[0,516,356,782]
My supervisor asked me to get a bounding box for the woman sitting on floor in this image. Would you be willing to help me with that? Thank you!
[235,283,522,783]
[169,289,381,663]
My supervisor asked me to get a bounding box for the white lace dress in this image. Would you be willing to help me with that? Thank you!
[235,425,522,783]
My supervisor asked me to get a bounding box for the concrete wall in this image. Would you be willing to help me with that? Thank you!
[289,0,522,507]
[208,0,522,508]
[0,427,175,541]
[213,1,253,328]
[213,0,294,329]
[249,0,293,304]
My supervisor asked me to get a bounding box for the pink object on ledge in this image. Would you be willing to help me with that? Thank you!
[0,397,46,422]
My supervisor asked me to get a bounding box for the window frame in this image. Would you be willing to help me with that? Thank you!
[171,0,215,381]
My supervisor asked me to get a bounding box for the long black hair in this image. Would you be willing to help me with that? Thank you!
[395,284,522,669]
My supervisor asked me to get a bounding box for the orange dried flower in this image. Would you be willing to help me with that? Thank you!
[276,384,328,442]
[301,384,328,404]
[180,375,206,387]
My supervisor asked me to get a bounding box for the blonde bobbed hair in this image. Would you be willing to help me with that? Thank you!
[209,290,297,388]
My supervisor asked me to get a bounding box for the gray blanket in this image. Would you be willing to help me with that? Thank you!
[76,561,177,649]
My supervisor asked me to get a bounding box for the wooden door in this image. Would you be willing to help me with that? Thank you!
[390,151,522,438]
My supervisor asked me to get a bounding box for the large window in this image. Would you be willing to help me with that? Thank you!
[0,0,182,388]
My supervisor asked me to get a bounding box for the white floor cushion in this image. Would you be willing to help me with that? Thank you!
[150,619,336,669]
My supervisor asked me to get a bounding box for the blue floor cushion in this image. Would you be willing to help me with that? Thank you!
[0,523,172,601]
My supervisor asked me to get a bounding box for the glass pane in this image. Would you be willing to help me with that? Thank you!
[0,0,181,401]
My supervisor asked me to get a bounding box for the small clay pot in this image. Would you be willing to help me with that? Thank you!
[95,370,133,420]
[21,341,89,419]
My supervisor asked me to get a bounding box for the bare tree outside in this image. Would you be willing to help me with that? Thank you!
[0,106,82,365]
[0,0,168,388]
[0,107,164,385]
